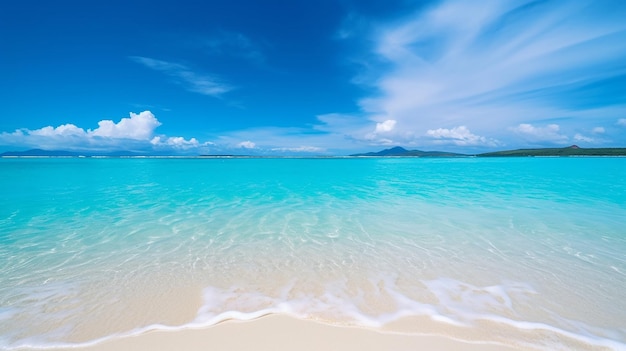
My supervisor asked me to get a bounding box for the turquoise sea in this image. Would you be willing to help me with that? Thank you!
[1,157,625,350]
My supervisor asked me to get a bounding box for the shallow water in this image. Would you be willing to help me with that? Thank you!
[0,157,625,350]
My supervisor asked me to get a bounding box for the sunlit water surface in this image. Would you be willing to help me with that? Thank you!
[0,158,624,350]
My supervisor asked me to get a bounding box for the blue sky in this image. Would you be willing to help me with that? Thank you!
[1,0,625,155]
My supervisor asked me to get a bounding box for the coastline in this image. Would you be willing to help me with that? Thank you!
[36,315,528,351]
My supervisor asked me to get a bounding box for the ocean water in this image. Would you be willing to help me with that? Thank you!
[0,157,624,350]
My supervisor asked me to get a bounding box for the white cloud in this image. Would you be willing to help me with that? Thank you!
[30,124,86,137]
[271,146,325,153]
[166,136,199,147]
[592,127,605,134]
[130,56,233,97]
[511,123,568,143]
[375,119,396,133]
[574,133,593,142]
[425,126,496,146]
[618,119,626,127]
[363,119,404,145]
[238,140,256,149]
[4,111,161,144]
[150,136,209,150]
[91,111,161,140]
[0,111,206,153]
[2,112,343,155]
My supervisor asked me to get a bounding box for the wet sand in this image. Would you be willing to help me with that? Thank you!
[51,315,528,351]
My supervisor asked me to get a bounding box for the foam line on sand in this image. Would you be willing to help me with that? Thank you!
[45,315,525,351]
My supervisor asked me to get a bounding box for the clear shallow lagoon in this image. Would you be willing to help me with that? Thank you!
[1,157,625,350]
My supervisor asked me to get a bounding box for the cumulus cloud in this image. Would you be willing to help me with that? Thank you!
[130,56,233,97]
[91,111,161,139]
[0,111,209,154]
[426,126,497,146]
[375,119,396,133]
[238,140,256,149]
[511,123,568,143]
[4,111,161,144]
[363,119,402,145]
[150,136,211,150]
[30,124,86,137]
[618,119,626,127]
[592,127,605,134]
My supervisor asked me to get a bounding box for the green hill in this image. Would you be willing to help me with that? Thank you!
[477,145,626,157]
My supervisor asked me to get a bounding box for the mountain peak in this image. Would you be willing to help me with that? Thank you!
[386,146,408,152]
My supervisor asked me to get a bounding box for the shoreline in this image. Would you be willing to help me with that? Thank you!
[31,315,529,351]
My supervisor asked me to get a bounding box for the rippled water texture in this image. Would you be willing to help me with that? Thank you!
[0,158,625,350]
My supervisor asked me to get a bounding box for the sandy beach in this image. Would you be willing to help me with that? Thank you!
[47,315,526,351]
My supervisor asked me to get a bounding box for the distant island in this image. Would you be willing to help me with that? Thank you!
[0,149,83,157]
[477,145,626,157]
[2,145,626,158]
[350,146,466,157]
[351,145,626,157]
[0,149,152,157]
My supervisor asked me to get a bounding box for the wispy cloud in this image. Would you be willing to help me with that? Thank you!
[573,133,594,143]
[592,127,605,134]
[511,123,568,144]
[202,30,265,65]
[426,126,498,146]
[130,56,233,97]
[220,131,332,154]
[340,0,626,148]
[271,146,325,153]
